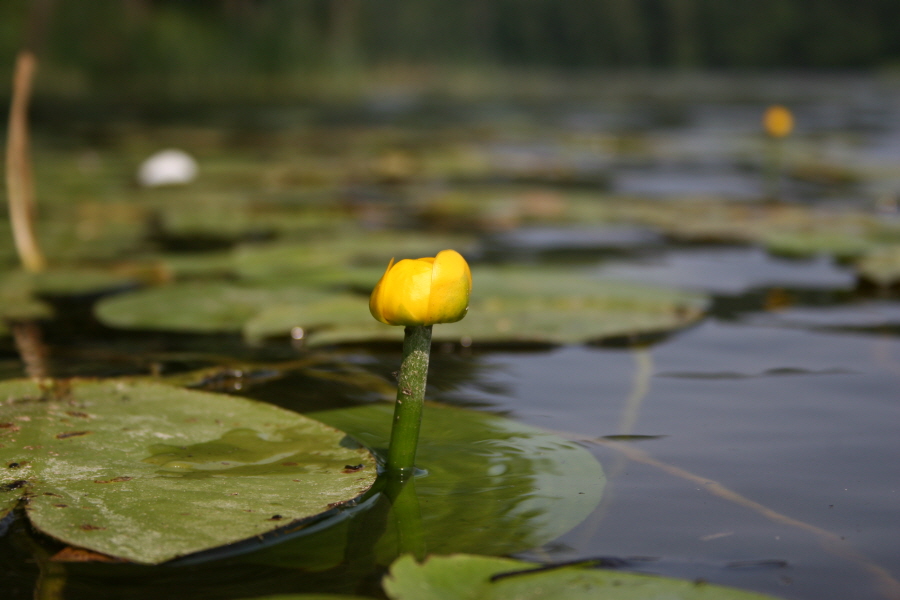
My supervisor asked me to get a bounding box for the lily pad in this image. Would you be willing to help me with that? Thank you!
[29,267,140,297]
[761,231,878,259]
[0,266,145,337]
[95,282,337,335]
[382,554,785,600]
[0,272,54,333]
[252,401,604,570]
[305,269,709,346]
[0,379,376,564]
[856,244,900,287]
[95,267,707,346]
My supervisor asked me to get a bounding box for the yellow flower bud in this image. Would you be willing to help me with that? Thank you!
[370,249,472,326]
[763,105,793,138]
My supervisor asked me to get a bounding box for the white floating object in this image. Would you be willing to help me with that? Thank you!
[137,149,198,187]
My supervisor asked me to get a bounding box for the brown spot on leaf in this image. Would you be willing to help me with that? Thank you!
[93,476,132,484]
[79,524,105,531]
[268,514,284,521]
[56,431,91,440]
[66,411,90,419]
[53,504,68,508]
[342,464,364,473]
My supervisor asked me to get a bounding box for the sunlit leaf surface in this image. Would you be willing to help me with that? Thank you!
[383,554,785,600]
[0,379,376,564]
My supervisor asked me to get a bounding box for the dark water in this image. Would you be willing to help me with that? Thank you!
[456,292,900,600]
[3,73,900,600]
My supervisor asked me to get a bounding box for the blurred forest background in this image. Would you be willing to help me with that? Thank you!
[2,0,900,107]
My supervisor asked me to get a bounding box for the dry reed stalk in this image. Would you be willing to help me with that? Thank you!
[5,50,46,272]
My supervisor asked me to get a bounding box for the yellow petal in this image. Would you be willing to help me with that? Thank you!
[369,257,395,324]
[426,249,472,324]
[378,257,434,325]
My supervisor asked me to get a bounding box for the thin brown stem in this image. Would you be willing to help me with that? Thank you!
[6,50,46,272]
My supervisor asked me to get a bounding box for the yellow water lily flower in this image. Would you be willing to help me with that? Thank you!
[763,105,794,138]
[370,249,472,326]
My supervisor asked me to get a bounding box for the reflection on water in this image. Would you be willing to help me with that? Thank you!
[455,313,900,600]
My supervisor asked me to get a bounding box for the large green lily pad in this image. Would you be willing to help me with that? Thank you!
[0,379,376,564]
[383,554,784,600]
[252,402,604,571]
[97,267,707,346]
[95,282,337,335]
[305,269,709,346]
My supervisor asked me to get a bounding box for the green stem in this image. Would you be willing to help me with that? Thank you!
[386,325,432,475]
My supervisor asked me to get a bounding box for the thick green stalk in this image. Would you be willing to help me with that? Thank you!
[387,325,432,475]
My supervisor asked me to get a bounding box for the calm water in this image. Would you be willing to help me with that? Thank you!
[2,73,900,600]
[455,285,900,600]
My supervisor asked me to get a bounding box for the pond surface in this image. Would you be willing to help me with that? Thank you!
[2,73,900,600]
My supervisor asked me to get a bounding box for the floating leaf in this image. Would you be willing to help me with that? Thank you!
[761,231,877,259]
[382,554,785,600]
[251,401,603,570]
[0,272,54,334]
[95,282,336,334]
[244,295,371,343]
[306,269,709,346]
[29,268,139,296]
[0,379,376,564]
[95,267,706,346]
[856,244,900,287]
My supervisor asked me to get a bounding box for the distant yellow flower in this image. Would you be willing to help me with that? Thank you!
[763,105,794,138]
[370,249,472,326]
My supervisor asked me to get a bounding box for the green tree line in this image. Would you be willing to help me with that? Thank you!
[1,0,898,92]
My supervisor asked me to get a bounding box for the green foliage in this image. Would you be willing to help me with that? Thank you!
[253,402,605,568]
[7,0,900,105]
[382,554,785,600]
[0,379,376,564]
[94,267,708,346]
